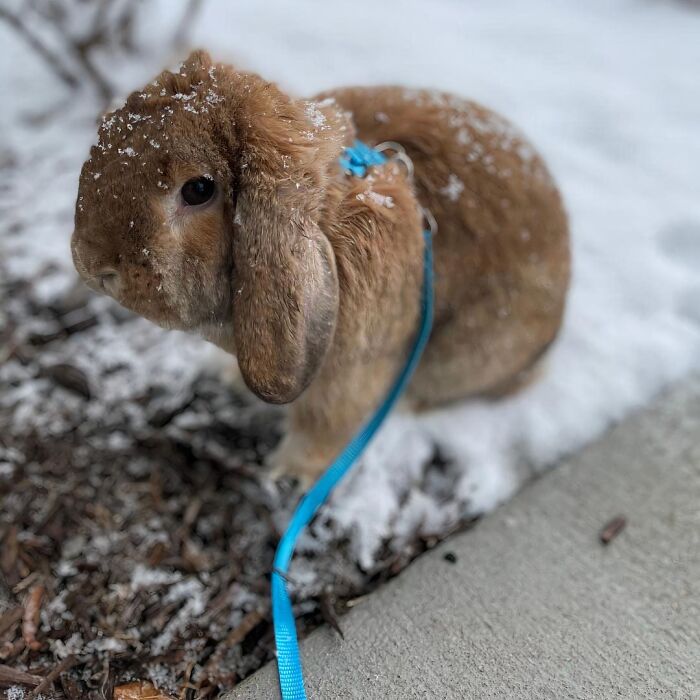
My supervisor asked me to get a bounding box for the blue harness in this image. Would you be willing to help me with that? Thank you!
[271,141,435,700]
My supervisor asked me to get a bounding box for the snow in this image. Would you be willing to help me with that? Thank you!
[131,564,183,590]
[440,173,465,202]
[304,101,328,129]
[3,0,700,573]
[151,578,207,654]
[356,190,395,208]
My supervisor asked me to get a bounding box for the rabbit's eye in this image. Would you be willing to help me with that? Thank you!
[181,177,215,206]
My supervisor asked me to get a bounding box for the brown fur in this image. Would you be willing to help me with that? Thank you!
[72,51,570,482]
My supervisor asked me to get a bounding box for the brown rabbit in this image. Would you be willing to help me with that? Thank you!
[71,50,570,482]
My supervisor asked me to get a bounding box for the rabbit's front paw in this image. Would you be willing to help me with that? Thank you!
[265,431,334,489]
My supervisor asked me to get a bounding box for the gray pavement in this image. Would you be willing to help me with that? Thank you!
[227,378,700,699]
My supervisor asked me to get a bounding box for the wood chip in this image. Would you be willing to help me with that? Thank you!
[22,584,44,650]
[320,592,344,639]
[114,681,174,700]
[345,593,370,608]
[1,526,18,575]
[0,662,42,687]
[99,655,115,700]
[0,572,16,614]
[41,362,91,400]
[0,638,25,661]
[60,672,83,700]
[225,609,266,647]
[203,608,265,676]
[0,606,22,637]
[61,310,98,335]
[599,515,627,545]
[29,654,78,698]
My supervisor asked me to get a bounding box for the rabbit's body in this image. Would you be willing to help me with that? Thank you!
[321,86,570,407]
[71,53,569,482]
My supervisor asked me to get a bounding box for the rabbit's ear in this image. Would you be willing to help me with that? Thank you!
[232,188,339,404]
[231,99,344,404]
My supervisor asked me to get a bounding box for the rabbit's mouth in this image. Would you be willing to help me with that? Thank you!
[71,235,117,296]
[86,270,120,297]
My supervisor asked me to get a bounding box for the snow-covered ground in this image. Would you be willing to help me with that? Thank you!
[205,0,700,565]
[5,0,700,564]
[2,0,700,638]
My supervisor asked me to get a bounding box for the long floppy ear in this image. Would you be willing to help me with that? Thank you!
[231,88,347,404]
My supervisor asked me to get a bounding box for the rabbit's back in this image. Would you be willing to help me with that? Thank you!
[318,85,570,402]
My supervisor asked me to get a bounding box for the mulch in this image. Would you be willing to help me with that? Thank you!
[0,272,447,699]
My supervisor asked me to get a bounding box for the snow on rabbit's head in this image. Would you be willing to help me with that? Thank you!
[72,50,349,403]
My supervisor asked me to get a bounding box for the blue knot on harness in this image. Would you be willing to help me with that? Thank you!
[271,140,434,700]
[338,139,388,176]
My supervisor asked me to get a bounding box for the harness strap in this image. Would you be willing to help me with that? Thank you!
[272,140,435,700]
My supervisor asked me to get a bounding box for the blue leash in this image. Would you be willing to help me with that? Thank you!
[271,141,434,700]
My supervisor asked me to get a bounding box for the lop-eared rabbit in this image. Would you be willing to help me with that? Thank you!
[72,51,570,482]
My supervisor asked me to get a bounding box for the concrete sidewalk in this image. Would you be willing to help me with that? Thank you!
[228,379,700,699]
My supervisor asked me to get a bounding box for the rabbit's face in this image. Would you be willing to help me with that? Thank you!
[72,106,235,335]
[72,51,348,403]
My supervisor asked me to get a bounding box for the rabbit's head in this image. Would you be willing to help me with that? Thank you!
[72,50,351,403]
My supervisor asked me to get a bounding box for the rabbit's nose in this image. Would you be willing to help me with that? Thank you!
[95,269,121,296]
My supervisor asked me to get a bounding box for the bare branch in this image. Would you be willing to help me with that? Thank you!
[0,6,79,90]
[115,0,140,53]
[2,0,205,107]
[70,37,114,105]
[172,0,204,50]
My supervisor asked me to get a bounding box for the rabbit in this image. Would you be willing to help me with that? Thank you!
[71,50,570,483]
